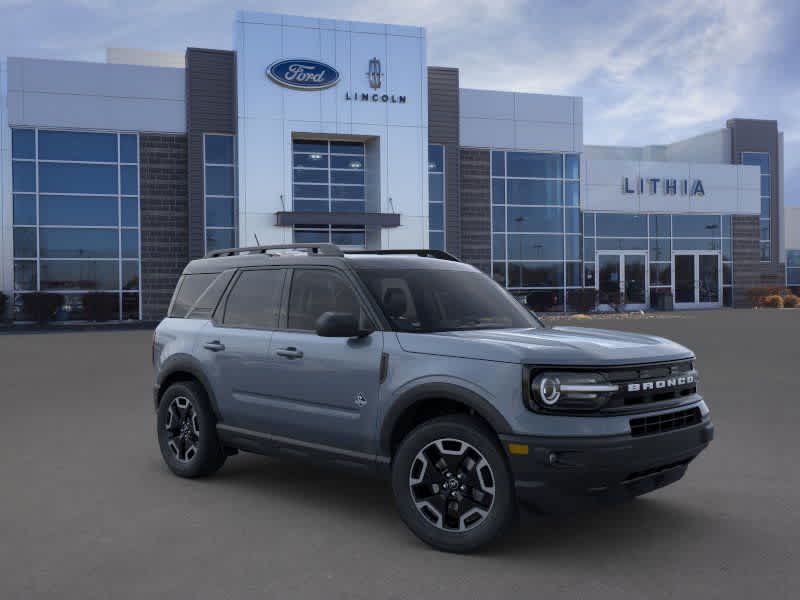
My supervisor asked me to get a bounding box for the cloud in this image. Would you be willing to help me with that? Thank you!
[0,0,796,202]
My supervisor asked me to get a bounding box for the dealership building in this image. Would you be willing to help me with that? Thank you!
[0,10,794,320]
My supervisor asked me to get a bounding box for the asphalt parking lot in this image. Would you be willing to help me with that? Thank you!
[1,309,798,599]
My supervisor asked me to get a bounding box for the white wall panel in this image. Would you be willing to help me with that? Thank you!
[460,89,514,120]
[349,32,388,126]
[459,88,581,153]
[584,157,759,215]
[459,117,514,149]
[514,92,572,123]
[235,10,428,249]
[7,58,185,132]
[514,121,574,152]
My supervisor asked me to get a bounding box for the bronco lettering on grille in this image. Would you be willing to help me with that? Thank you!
[627,375,694,393]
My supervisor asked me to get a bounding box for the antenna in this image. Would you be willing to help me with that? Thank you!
[254,233,262,247]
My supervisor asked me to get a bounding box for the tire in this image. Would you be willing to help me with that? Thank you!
[156,381,226,478]
[391,415,516,553]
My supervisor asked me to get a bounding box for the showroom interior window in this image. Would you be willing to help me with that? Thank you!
[490,150,581,311]
[291,139,366,248]
[583,212,734,307]
[741,152,771,262]
[11,129,141,321]
[428,144,445,250]
[204,134,237,252]
[788,250,800,289]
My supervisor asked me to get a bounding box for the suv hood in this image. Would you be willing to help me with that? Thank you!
[395,326,693,366]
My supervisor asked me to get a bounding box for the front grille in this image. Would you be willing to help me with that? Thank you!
[602,360,697,411]
[629,407,702,437]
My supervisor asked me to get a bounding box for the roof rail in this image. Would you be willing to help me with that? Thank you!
[204,243,344,259]
[345,249,461,262]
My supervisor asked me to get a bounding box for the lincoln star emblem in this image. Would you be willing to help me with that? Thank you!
[367,57,382,89]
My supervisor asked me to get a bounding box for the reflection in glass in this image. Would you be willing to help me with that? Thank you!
[39,163,118,194]
[40,228,118,258]
[38,131,117,162]
[40,261,119,290]
[40,195,118,226]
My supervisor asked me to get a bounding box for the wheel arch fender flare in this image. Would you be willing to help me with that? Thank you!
[155,354,221,420]
[379,382,513,457]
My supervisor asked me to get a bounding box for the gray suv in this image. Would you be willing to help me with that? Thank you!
[152,244,713,553]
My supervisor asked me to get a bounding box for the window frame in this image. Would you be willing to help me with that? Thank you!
[280,266,382,333]
[11,127,141,320]
[203,133,238,255]
[213,267,287,331]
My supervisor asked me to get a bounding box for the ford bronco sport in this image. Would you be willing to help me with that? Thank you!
[152,243,713,553]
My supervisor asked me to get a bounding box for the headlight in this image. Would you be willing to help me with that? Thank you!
[529,371,619,411]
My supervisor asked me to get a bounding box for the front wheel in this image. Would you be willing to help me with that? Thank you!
[391,415,516,553]
[156,381,226,478]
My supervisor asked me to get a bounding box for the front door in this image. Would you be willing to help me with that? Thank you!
[262,267,384,456]
[596,252,648,310]
[672,252,721,309]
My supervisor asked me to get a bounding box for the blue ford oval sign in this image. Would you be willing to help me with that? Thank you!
[267,59,340,90]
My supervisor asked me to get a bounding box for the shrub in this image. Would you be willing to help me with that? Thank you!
[782,294,799,308]
[747,287,791,307]
[82,292,118,322]
[21,293,64,324]
[762,295,784,309]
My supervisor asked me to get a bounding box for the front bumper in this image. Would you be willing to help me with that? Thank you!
[499,414,713,512]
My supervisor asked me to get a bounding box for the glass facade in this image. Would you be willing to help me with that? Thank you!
[11,128,141,320]
[491,150,580,311]
[291,139,366,248]
[788,250,800,288]
[584,213,734,307]
[428,144,445,250]
[204,134,237,253]
[742,152,770,261]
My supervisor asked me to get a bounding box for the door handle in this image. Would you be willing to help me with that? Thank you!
[276,347,304,359]
[203,341,226,352]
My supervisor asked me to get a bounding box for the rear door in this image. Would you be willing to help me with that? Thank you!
[263,267,384,456]
[199,267,286,429]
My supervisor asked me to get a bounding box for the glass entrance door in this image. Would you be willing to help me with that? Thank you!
[673,252,721,308]
[596,252,648,310]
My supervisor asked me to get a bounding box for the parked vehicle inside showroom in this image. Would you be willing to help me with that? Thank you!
[152,244,713,553]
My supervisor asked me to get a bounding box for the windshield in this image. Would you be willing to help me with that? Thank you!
[355,267,541,333]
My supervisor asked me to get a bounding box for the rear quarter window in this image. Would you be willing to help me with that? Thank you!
[169,273,219,318]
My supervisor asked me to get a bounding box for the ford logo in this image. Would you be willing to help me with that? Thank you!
[267,59,340,90]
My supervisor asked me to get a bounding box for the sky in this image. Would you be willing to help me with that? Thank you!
[1,0,798,204]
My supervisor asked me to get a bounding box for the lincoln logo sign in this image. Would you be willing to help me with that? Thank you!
[623,177,705,196]
[266,59,340,90]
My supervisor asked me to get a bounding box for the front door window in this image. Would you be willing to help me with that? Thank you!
[674,255,695,304]
[698,254,720,303]
[596,253,648,308]
[673,253,721,307]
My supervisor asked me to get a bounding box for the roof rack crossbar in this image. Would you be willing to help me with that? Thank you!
[205,243,344,259]
[345,249,460,262]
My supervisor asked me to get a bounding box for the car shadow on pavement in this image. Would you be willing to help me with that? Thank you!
[181,452,716,557]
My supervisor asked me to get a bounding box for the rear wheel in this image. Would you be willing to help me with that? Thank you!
[391,415,516,553]
[157,381,226,478]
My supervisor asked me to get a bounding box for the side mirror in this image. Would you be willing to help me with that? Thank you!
[315,312,373,338]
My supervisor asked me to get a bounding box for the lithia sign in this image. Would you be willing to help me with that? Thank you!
[267,57,407,103]
[623,176,705,196]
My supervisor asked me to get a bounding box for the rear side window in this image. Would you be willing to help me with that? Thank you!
[222,269,285,329]
[169,273,218,318]
[187,270,234,319]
